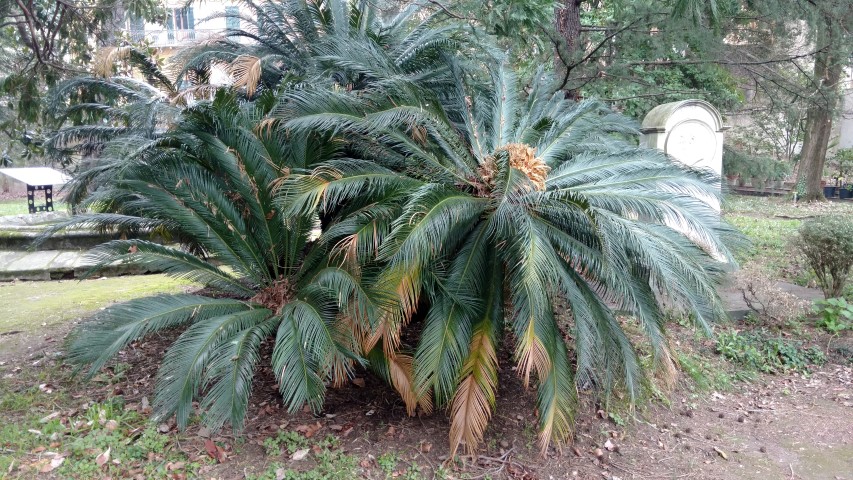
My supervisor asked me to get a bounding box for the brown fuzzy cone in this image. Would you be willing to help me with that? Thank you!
[479,143,550,192]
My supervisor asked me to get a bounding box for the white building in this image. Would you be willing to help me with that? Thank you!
[129,1,247,49]
[837,68,853,150]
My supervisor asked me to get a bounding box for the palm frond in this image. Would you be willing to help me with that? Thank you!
[535,338,576,455]
[201,317,279,432]
[82,240,254,295]
[67,295,251,378]
[154,307,272,428]
[272,297,337,413]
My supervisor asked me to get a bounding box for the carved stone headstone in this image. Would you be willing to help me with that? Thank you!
[641,100,728,211]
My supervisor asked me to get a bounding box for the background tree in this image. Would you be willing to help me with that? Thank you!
[441,0,853,199]
[793,0,853,200]
[0,0,162,164]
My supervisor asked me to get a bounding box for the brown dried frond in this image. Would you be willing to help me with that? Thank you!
[254,117,280,138]
[230,55,263,97]
[171,84,219,105]
[387,353,424,416]
[477,156,498,190]
[249,277,294,313]
[364,308,405,355]
[408,122,428,146]
[92,46,133,78]
[364,264,421,352]
[448,329,498,457]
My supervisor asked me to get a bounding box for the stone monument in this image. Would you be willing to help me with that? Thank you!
[641,99,728,210]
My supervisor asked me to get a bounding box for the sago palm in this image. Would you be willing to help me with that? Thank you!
[46,46,182,205]
[177,0,480,97]
[61,93,372,432]
[278,66,739,455]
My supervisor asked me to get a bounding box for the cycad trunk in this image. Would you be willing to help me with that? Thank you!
[795,15,844,202]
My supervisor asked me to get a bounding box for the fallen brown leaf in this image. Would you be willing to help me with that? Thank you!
[96,447,111,467]
[39,456,64,473]
[204,439,224,463]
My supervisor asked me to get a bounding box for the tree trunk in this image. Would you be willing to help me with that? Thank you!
[796,16,844,202]
[103,0,126,47]
[555,0,583,98]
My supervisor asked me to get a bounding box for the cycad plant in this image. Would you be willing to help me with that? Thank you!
[279,67,739,455]
[46,46,182,205]
[177,0,479,97]
[63,93,374,432]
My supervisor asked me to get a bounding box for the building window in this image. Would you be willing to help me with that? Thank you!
[225,6,240,31]
[167,7,194,42]
[129,15,145,42]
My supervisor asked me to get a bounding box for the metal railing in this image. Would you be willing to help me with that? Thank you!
[128,28,225,47]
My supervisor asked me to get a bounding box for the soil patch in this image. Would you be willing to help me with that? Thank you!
[2,320,850,479]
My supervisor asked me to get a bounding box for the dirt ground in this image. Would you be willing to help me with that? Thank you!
[1,316,851,480]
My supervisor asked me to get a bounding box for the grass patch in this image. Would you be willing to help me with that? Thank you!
[0,275,193,334]
[0,199,68,217]
[677,351,745,392]
[725,216,800,269]
[0,390,199,479]
[723,195,853,289]
[251,434,362,480]
[723,194,853,218]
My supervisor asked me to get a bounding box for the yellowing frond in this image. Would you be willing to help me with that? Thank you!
[364,264,421,352]
[230,55,263,97]
[326,318,358,388]
[448,329,498,457]
[536,341,576,456]
[332,234,360,268]
[537,392,573,456]
[516,321,551,388]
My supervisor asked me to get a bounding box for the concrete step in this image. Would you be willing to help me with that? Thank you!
[719,281,824,321]
[0,250,152,281]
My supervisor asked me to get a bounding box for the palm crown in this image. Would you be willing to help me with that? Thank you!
[279,66,738,454]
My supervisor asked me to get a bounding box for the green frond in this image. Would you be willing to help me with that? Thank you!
[380,185,488,267]
[67,295,252,378]
[414,223,493,406]
[82,240,254,296]
[277,160,421,217]
[154,307,273,429]
[201,317,280,432]
[272,296,337,413]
